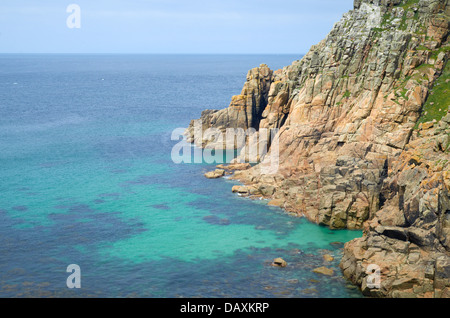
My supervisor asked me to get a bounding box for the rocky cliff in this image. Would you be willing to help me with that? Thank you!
[186,0,450,297]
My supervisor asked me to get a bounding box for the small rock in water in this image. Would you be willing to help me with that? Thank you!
[204,169,225,179]
[323,254,334,262]
[271,258,287,267]
[313,266,334,276]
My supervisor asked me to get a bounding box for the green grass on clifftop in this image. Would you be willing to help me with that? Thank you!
[415,61,450,128]
[398,0,420,9]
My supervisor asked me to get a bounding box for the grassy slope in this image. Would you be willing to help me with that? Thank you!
[415,60,450,127]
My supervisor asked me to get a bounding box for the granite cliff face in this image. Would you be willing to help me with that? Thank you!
[186,0,450,297]
[341,113,450,297]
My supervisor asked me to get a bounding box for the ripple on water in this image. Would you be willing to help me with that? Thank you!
[12,206,28,212]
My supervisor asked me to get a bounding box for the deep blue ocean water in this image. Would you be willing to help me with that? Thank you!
[0,54,363,297]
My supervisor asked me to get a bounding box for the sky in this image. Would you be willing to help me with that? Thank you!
[0,0,354,54]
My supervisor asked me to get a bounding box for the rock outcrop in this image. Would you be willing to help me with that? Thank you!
[185,64,273,149]
[186,0,450,297]
[341,112,450,297]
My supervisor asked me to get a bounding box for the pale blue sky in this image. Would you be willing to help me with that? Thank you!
[0,0,354,54]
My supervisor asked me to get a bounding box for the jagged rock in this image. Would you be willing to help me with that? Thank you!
[185,64,273,149]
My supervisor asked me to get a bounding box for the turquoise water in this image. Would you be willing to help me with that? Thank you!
[0,54,363,297]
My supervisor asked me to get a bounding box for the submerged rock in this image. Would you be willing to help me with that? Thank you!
[313,267,334,276]
[202,215,230,226]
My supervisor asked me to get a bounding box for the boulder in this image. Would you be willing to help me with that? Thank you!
[271,258,287,267]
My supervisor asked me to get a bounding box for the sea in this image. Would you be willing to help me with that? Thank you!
[0,54,363,298]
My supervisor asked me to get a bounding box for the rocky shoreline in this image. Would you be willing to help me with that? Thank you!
[187,0,450,297]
